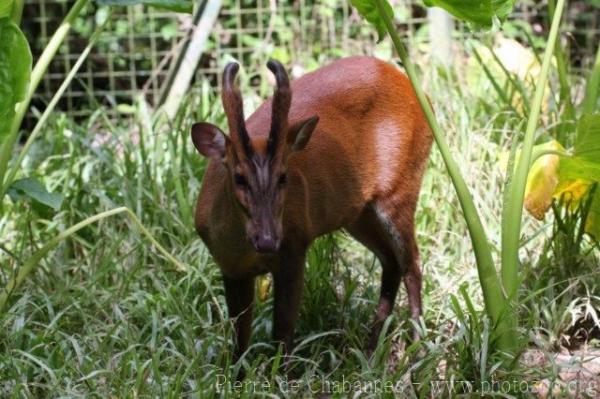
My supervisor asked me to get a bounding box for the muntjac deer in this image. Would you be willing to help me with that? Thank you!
[191,56,432,362]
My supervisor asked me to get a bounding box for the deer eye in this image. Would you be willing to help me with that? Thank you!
[278,173,287,187]
[234,173,248,187]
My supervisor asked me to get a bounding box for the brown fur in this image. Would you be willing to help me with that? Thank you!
[192,56,433,362]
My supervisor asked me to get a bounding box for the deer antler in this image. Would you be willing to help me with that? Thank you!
[266,60,292,156]
[222,62,253,157]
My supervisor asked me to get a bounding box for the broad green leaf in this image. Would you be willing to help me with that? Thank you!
[0,18,32,145]
[582,46,600,114]
[553,113,600,211]
[7,177,63,210]
[422,0,515,28]
[574,113,600,162]
[350,0,394,42]
[0,0,12,19]
[94,0,192,13]
[586,190,600,239]
[502,117,600,221]
[559,157,600,182]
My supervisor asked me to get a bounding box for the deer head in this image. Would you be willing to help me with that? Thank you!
[191,60,319,252]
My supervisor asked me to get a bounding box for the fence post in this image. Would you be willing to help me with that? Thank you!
[427,7,453,67]
[161,0,222,119]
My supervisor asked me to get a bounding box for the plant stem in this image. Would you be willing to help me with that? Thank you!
[582,43,600,114]
[372,0,506,333]
[0,0,89,203]
[0,207,188,313]
[10,0,24,25]
[548,0,575,144]
[501,0,566,309]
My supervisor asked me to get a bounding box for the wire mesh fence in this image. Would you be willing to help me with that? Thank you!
[19,0,437,123]
[22,2,184,121]
[20,0,600,123]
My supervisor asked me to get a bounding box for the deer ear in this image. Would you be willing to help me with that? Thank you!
[191,122,229,160]
[287,115,319,153]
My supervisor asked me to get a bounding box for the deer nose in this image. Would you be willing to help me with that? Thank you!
[253,232,280,253]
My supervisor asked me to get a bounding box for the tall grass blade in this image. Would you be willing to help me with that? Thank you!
[487,45,531,116]
[0,207,191,313]
[472,47,522,117]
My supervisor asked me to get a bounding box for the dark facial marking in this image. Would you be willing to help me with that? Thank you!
[252,155,274,195]
[233,154,285,253]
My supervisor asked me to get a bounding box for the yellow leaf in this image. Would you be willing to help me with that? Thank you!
[514,140,564,220]
[553,179,592,209]
[257,275,271,302]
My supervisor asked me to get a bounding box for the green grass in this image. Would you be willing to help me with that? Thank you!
[1,54,598,397]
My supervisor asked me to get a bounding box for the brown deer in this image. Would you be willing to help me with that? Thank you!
[191,56,432,362]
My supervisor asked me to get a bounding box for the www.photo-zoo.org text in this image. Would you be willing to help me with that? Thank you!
[215,375,598,396]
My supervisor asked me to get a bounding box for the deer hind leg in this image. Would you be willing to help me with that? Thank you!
[373,197,423,342]
[347,206,404,353]
[348,197,422,352]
